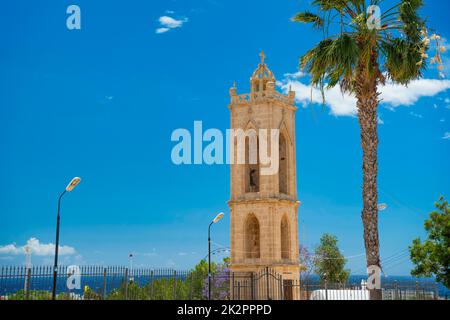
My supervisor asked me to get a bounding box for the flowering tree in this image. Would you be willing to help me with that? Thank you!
[202,267,230,300]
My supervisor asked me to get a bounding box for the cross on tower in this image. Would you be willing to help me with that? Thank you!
[259,50,266,65]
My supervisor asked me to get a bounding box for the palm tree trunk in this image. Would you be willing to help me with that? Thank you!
[356,61,382,300]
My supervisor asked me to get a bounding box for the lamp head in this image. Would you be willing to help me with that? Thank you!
[66,177,81,192]
[212,212,224,224]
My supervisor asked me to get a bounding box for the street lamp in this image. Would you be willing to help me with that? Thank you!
[208,212,224,300]
[129,253,134,282]
[52,177,81,300]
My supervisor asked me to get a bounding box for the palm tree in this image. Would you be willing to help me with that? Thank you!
[293,0,431,299]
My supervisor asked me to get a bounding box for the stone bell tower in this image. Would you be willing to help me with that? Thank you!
[228,52,301,290]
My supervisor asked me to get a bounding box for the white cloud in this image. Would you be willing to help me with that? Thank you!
[279,80,357,116]
[443,132,450,140]
[156,27,170,34]
[159,16,186,28]
[0,244,19,255]
[283,71,306,79]
[380,79,450,107]
[280,75,450,116]
[409,112,423,119]
[156,16,188,34]
[0,238,76,257]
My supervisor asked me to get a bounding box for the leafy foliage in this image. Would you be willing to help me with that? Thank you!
[292,12,324,29]
[314,234,350,284]
[410,196,450,288]
[104,258,230,300]
[7,289,52,300]
[202,258,230,300]
[293,0,429,92]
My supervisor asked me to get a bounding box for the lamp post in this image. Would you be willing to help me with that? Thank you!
[52,177,81,300]
[208,212,224,301]
[129,253,134,282]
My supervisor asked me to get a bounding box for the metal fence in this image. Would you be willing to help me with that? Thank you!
[230,268,441,301]
[0,265,443,300]
[297,278,439,300]
[0,266,197,300]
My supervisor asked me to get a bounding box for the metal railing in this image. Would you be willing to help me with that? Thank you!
[0,265,444,300]
[0,266,196,300]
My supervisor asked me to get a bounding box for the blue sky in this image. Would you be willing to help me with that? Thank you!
[0,0,449,276]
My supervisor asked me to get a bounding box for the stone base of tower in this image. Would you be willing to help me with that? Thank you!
[230,263,301,300]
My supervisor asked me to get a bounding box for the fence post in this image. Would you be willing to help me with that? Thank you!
[172,270,177,300]
[394,281,398,300]
[265,267,270,300]
[250,273,255,300]
[150,270,154,300]
[231,273,235,300]
[415,281,419,300]
[434,283,439,300]
[324,279,328,301]
[25,267,31,300]
[278,275,283,301]
[102,268,107,300]
[237,282,241,300]
[124,268,129,300]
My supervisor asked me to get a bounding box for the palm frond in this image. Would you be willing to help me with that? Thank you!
[400,0,425,43]
[301,34,359,91]
[382,38,423,84]
[312,0,348,11]
[292,11,324,29]
[295,0,430,88]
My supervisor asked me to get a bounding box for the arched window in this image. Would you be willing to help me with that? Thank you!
[245,214,260,259]
[281,215,290,260]
[279,134,287,194]
[245,135,259,193]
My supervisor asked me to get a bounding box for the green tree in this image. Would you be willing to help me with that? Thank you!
[190,257,230,300]
[293,0,432,299]
[410,196,450,288]
[314,234,350,284]
[190,259,213,300]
